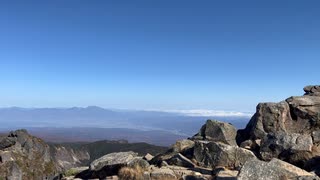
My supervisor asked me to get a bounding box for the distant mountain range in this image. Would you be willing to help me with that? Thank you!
[0,106,250,145]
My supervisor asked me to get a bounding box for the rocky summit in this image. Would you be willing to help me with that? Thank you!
[1,85,320,180]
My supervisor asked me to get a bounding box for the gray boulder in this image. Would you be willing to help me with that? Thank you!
[150,140,195,168]
[90,151,138,171]
[192,120,237,145]
[127,157,150,169]
[237,86,320,170]
[75,151,139,179]
[286,95,320,130]
[238,158,316,180]
[0,129,59,179]
[172,139,195,153]
[193,141,256,169]
[0,137,16,150]
[304,85,320,96]
[241,101,291,140]
[260,132,313,162]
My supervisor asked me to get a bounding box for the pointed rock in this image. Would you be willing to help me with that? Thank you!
[192,120,237,145]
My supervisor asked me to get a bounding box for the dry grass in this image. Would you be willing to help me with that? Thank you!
[118,165,145,180]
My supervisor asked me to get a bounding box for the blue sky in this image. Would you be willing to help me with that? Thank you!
[0,0,319,112]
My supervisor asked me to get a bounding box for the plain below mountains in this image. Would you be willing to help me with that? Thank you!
[2,85,320,179]
[0,107,250,146]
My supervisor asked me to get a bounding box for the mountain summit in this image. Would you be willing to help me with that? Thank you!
[1,85,320,179]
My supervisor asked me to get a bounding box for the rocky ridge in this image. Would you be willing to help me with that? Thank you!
[0,131,165,179]
[59,85,320,180]
[1,85,320,180]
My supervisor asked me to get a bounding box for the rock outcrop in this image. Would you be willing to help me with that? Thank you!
[50,144,90,171]
[192,120,237,145]
[238,85,320,170]
[0,130,58,180]
[3,85,320,180]
[193,141,256,169]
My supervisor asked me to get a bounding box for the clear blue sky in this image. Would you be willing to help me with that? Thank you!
[0,0,319,112]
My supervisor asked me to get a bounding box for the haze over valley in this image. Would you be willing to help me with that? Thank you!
[0,106,250,145]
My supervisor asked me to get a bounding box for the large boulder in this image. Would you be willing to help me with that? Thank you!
[237,85,320,170]
[241,101,292,141]
[193,141,256,169]
[192,120,237,145]
[76,151,138,179]
[127,157,150,169]
[286,95,320,130]
[241,86,320,140]
[238,158,317,180]
[259,132,313,161]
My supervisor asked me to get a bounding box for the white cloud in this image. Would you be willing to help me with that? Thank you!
[163,109,253,117]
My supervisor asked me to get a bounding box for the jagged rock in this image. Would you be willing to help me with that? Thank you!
[237,86,320,170]
[241,101,292,140]
[150,139,195,168]
[0,129,59,179]
[286,95,320,129]
[150,168,177,179]
[172,139,195,153]
[304,85,320,96]
[150,147,196,168]
[238,158,316,180]
[127,157,150,169]
[193,141,256,169]
[143,153,154,162]
[166,153,196,168]
[260,132,313,161]
[0,137,16,150]
[52,145,90,171]
[192,120,237,145]
[150,151,174,167]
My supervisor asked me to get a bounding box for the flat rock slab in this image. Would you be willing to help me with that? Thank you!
[90,151,138,171]
[238,158,315,180]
